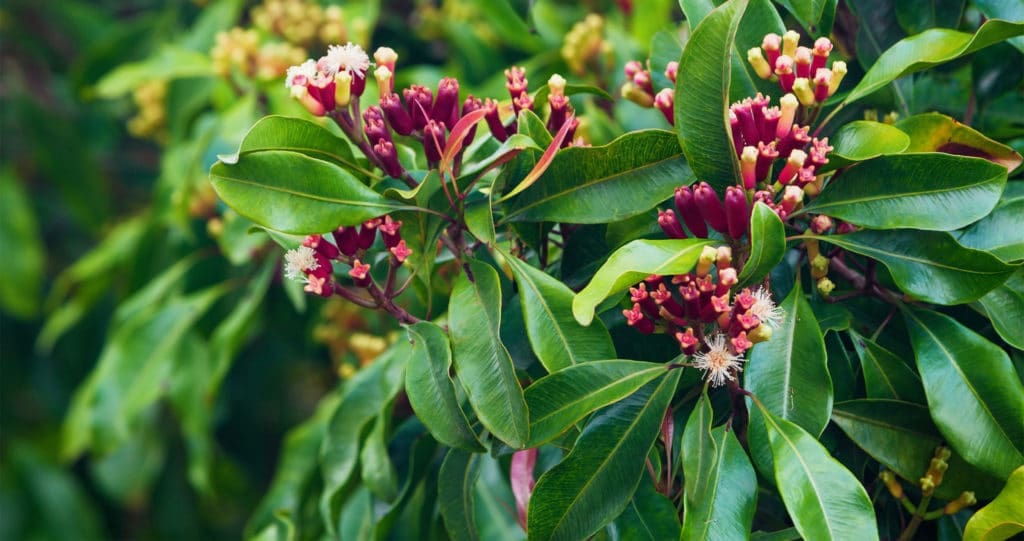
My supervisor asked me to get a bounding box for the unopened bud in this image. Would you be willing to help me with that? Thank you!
[422,120,446,163]
[334,71,353,107]
[374,66,393,98]
[811,37,832,73]
[811,254,830,279]
[781,185,804,214]
[741,146,759,190]
[716,246,733,269]
[777,93,798,139]
[404,84,434,130]
[622,82,654,107]
[810,214,834,234]
[747,323,772,344]
[697,245,718,278]
[433,77,460,126]
[725,186,750,239]
[674,186,708,238]
[748,47,773,79]
[658,209,688,239]
[624,60,643,79]
[880,470,904,500]
[373,47,398,74]
[943,492,976,515]
[762,33,782,67]
[693,182,729,234]
[665,61,678,83]
[794,46,813,78]
[793,78,815,106]
[380,93,413,135]
[775,55,795,92]
[654,89,674,125]
[782,30,800,58]
[829,61,847,96]
[813,68,832,102]
[817,277,835,297]
[778,149,807,185]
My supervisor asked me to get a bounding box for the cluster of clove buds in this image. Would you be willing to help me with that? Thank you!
[621,59,677,125]
[748,32,846,106]
[483,68,580,147]
[623,246,782,386]
[283,215,411,298]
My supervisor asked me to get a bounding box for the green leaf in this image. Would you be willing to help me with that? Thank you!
[802,154,1006,231]
[246,391,339,539]
[613,478,681,540]
[813,230,1017,305]
[675,0,748,190]
[957,198,1024,262]
[894,0,964,35]
[438,449,482,541]
[221,115,375,179]
[974,0,1024,53]
[844,19,1024,104]
[360,414,398,501]
[449,261,529,448]
[524,360,668,447]
[820,121,911,172]
[756,405,879,541]
[94,45,212,98]
[745,283,833,436]
[849,331,926,403]
[896,112,1023,172]
[527,370,681,541]
[404,322,484,451]
[811,300,852,333]
[903,307,1024,479]
[499,130,691,224]
[0,170,44,319]
[774,0,829,34]
[964,465,1024,541]
[319,341,409,536]
[502,253,615,372]
[210,150,407,234]
[572,239,714,325]
[831,398,1002,501]
[681,394,758,541]
[737,202,785,288]
[978,268,1024,350]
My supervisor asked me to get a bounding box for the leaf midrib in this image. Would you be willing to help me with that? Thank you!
[833,237,1008,276]
[544,375,673,539]
[808,174,1000,212]
[766,415,839,538]
[530,368,662,431]
[211,172,396,209]
[508,258,579,367]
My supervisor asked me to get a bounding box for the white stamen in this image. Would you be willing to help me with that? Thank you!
[693,334,745,387]
[285,59,317,89]
[324,43,370,78]
[284,246,319,281]
[749,286,785,328]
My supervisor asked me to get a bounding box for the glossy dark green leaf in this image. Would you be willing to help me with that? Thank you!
[810,300,852,333]
[975,0,1024,53]
[210,150,407,234]
[904,307,1024,479]
[964,465,1024,541]
[613,478,681,541]
[737,202,785,288]
[572,239,713,325]
[820,121,910,172]
[824,332,855,402]
[502,254,615,373]
[404,322,483,452]
[449,261,529,448]
[849,331,926,403]
[897,112,1023,172]
[675,0,748,190]
[360,414,398,501]
[499,130,691,224]
[527,370,681,541]
[220,115,374,179]
[524,360,667,447]
[246,392,339,539]
[831,398,1002,501]
[745,283,833,436]
[978,268,1024,350]
[438,448,482,541]
[803,154,1006,231]
[756,405,879,541]
[894,0,964,35]
[814,230,1017,305]
[319,341,410,535]
[774,0,829,34]
[844,19,1024,104]
[957,199,1024,263]
[681,394,758,541]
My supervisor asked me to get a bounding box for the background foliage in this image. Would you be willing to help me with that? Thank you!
[1,0,1022,540]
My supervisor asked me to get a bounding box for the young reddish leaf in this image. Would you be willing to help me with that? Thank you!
[495,114,574,203]
[440,107,488,172]
[511,448,538,531]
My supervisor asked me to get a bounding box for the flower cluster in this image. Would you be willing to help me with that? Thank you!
[620,59,677,125]
[253,0,355,47]
[282,215,411,297]
[747,32,846,107]
[127,80,167,142]
[623,246,782,386]
[211,27,306,81]
[483,68,580,147]
[284,43,372,116]
[562,15,611,76]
